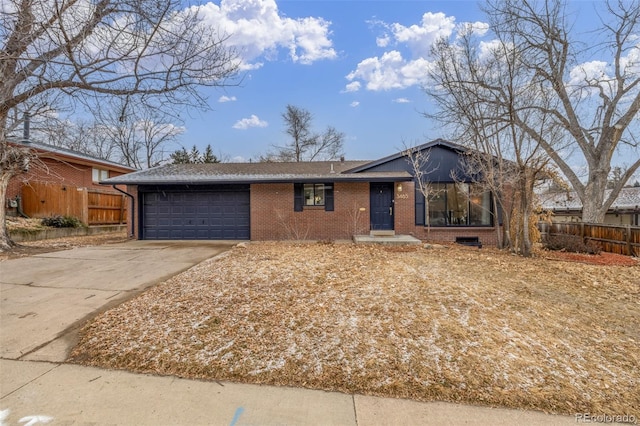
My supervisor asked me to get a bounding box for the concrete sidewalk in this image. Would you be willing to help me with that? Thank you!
[0,359,576,425]
[0,240,577,425]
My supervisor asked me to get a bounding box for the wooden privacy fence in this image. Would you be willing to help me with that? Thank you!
[21,182,127,226]
[539,221,640,257]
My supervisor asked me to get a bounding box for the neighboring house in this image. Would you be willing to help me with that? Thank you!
[6,139,136,223]
[540,187,640,226]
[102,139,501,244]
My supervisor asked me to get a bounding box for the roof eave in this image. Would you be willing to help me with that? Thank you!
[101,174,413,186]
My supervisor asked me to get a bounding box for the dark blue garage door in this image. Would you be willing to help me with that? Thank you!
[142,187,250,240]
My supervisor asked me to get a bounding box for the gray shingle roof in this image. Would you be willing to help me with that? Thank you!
[540,187,640,211]
[102,161,413,185]
[11,139,136,171]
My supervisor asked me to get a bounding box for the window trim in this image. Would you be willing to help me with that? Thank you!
[92,167,109,183]
[294,183,334,212]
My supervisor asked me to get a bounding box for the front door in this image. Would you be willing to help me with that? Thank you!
[370,183,394,230]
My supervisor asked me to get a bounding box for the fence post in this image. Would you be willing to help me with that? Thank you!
[80,188,89,225]
[580,222,585,243]
[626,225,632,256]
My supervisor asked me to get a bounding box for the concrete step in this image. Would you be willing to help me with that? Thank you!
[370,230,395,237]
[353,234,421,245]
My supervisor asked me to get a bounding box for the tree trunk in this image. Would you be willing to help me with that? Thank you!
[1,120,33,251]
[520,182,532,257]
[492,193,504,249]
[0,171,16,251]
[581,176,608,223]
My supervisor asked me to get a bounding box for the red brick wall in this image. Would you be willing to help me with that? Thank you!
[251,182,370,240]
[394,181,415,235]
[7,158,128,199]
[412,226,499,246]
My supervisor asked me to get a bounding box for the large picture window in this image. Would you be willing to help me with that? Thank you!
[426,183,492,226]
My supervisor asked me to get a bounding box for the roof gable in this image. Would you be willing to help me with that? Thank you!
[345,139,466,173]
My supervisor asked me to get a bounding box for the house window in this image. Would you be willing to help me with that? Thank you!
[294,183,334,212]
[304,183,325,206]
[426,183,492,226]
[92,168,109,182]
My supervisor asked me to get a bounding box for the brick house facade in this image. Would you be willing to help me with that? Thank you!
[106,140,503,246]
[6,140,136,220]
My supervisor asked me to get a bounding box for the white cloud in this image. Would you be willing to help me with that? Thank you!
[376,34,391,47]
[350,101,360,107]
[391,12,456,57]
[194,0,337,68]
[347,12,463,92]
[219,95,237,103]
[456,21,490,38]
[343,81,361,93]
[346,51,431,91]
[393,98,410,103]
[232,114,268,129]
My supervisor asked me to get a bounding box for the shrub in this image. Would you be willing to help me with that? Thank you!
[41,215,83,228]
[543,234,601,255]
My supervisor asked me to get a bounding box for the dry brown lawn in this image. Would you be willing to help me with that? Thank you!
[69,242,640,417]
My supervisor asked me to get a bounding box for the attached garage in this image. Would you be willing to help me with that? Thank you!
[139,185,250,240]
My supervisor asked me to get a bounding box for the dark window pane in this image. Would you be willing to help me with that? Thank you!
[427,183,447,226]
[469,186,492,225]
[314,184,325,206]
[448,183,468,225]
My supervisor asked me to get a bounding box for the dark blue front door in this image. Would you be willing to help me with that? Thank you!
[370,183,394,230]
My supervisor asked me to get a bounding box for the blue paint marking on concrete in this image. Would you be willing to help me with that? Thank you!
[229,407,245,426]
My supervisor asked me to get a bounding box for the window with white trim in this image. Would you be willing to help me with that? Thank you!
[92,168,109,182]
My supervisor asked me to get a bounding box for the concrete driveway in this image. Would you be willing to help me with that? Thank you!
[0,240,235,361]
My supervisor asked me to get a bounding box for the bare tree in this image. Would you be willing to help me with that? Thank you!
[0,0,239,249]
[96,97,184,169]
[427,24,552,256]
[264,105,345,162]
[402,144,442,238]
[476,0,640,223]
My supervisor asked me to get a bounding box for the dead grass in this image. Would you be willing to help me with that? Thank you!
[69,242,640,416]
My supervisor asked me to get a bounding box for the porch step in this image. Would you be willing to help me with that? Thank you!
[370,230,395,237]
[353,234,421,246]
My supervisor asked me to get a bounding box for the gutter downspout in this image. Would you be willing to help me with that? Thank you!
[113,185,135,238]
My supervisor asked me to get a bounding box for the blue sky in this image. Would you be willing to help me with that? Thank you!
[181,0,490,162]
[178,0,634,169]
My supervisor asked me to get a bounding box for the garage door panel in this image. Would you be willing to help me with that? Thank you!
[142,187,250,240]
